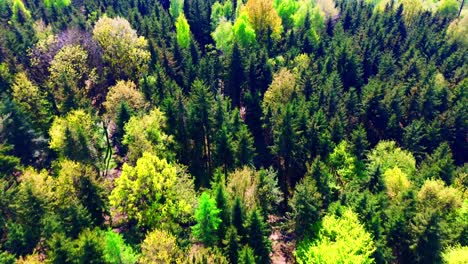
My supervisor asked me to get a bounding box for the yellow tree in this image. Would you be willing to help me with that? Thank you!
[103,80,146,119]
[244,0,283,41]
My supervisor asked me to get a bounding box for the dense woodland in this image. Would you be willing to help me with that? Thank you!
[0,0,467,263]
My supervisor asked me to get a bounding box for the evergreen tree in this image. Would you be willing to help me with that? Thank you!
[226,226,239,264]
[227,42,244,107]
[215,183,230,244]
[192,192,222,246]
[232,196,246,241]
[247,210,271,264]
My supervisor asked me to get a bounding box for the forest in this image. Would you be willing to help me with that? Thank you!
[0,0,467,263]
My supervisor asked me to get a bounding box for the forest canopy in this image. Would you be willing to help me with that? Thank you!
[0,0,466,263]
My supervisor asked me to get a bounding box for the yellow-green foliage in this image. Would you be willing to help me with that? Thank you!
[443,245,468,264]
[49,110,94,152]
[43,0,71,9]
[103,80,146,119]
[48,44,93,112]
[12,0,31,21]
[93,16,150,80]
[263,68,298,113]
[384,167,411,199]
[109,152,193,230]
[233,11,257,47]
[296,208,376,264]
[212,19,234,53]
[367,141,416,177]
[140,229,181,263]
[243,0,283,40]
[122,108,173,164]
[11,72,50,129]
[175,14,191,49]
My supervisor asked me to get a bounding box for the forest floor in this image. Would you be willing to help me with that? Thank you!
[269,215,296,264]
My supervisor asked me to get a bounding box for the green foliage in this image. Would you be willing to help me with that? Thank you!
[176,14,191,49]
[140,229,180,263]
[110,152,194,231]
[211,1,233,29]
[11,0,31,22]
[247,210,271,264]
[257,168,283,215]
[289,174,322,236]
[296,208,376,264]
[43,0,71,9]
[93,16,150,81]
[104,230,139,264]
[170,0,184,19]
[367,141,416,179]
[212,19,234,53]
[122,108,174,164]
[192,192,222,246]
[239,246,256,264]
[232,11,257,48]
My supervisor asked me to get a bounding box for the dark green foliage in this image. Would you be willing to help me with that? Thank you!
[232,197,246,241]
[247,210,271,264]
[0,0,466,263]
[226,226,239,264]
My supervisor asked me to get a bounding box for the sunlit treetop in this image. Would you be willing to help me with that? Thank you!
[43,0,71,9]
[175,14,191,49]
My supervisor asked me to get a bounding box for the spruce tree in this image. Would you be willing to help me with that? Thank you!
[227,42,244,108]
[247,210,271,264]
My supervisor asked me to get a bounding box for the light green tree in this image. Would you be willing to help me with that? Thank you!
[192,192,222,246]
[296,208,376,264]
[93,16,150,81]
[109,152,194,231]
[122,108,174,164]
[176,14,191,49]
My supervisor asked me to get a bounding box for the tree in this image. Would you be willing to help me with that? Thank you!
[247,210,271,264]
[11,72,50,131]
[104,230,139,264]
[110,153,194,231]
[227,42,244,107]
[262,68,297,113]
[215,183,230,243]
[383,167,411,200]
[212,19,234,53]
[442,245,468,264]
[72,229,107,264]
[103,80,146,120]
[289,175,322,236]
[122,108,174,164]
[187,80,216,186]
[419,142,456,185]
[239,246,256,264]
[232,11,257,48]
[244,0,282,41]
[49,110,109,170]
[48,44,93,113]
[192,192,222,246]
[93,16,150,81]
[295,208,376,264]
[226,226,240,264]
[367,141,416,179]
[257,168,283,216]
[140,229,181,263]
[175,14,191,49]
[232,196,246,240]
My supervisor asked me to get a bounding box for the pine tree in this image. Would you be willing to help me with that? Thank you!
[215,184,230,244]
[227,42,244,108]
[232,197,246,241]
[247,210,271,264]
[226,226,239,264]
